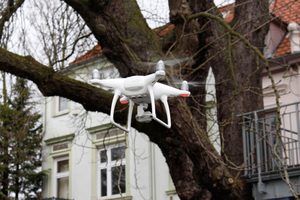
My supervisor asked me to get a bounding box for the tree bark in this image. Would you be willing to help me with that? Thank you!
[212,0,269,173]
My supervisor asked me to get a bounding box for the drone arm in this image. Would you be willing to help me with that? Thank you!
[144,70,166,87]
[110,89,132,132]
[148,86,171,128]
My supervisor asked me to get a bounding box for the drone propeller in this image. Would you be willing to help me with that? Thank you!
[134,57,192,71]
[161,75,204,89]
[158,57,191,67]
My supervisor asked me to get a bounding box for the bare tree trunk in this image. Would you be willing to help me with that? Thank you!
[213,0,269,173]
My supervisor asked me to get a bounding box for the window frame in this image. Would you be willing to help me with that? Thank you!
[52,156,70,198]
[97,143,127,199]
[53,96,69,116]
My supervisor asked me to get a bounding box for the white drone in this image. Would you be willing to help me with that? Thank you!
[90,60,190,132]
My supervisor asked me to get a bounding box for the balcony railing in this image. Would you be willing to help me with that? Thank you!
[239,101,300,191]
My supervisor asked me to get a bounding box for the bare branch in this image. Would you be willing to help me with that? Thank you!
[0,0,25,40]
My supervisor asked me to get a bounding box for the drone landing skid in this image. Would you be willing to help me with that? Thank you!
[135,101,171,129]
[110,93,171,132]
[148,86,171,128]
[109,90,134,132]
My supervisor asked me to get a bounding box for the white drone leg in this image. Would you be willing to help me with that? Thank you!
[148,85,156,119]
[126,99,134,130]
[148,86,171,128]
[110,89,131,132]
[160,95,171,128]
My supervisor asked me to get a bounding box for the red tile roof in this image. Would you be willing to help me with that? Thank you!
[69,25,175,65]
[155,24,175,37]
[270,0,300,58]
[69,44,102,65]
[219,3,234,22]
[270,0,300,24]
[273,36,291,58]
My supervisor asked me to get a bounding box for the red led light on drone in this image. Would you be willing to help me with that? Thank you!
[120,101,129,104]
[181,94,189,97]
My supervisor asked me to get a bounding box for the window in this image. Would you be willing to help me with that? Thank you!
[59,97,68,112]
[98,144,126,198]
[53,157,69,198]
[53,97,69,116]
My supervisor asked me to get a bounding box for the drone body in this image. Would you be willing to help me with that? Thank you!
[90,60,190,132]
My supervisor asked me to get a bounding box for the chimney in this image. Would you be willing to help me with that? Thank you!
[286,22,300,53]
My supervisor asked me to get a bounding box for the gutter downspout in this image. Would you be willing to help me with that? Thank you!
[149,143,156,200]
[255,112,266,194]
